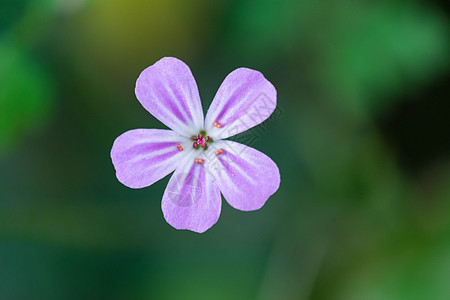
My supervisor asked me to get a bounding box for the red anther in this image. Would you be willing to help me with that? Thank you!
[201,143,207,148]
[197,134,204,140]
[193,142,198,148]
[215,148,224,156]
[191,136,198,141]
[213,121,222,128]
[195,158,205,164]
[205,136,210,142]
[176,144,183,151]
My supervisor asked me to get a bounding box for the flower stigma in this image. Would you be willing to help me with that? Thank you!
[191,131,213,150]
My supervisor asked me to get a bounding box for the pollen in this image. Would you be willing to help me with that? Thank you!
[213,121,222,128]
[195,158,205,164]
[215,148,224,156]
[176,144,183,151]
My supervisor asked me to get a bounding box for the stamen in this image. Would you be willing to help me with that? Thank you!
[193,142,198,148]
[191,136,198,141]
[215,148,224,156]
[176,144,183,151]
[197,134,204,140]
[195,158,205,164]
[205,136,210,142]
[213,121,222,128]
[201,143,207,148]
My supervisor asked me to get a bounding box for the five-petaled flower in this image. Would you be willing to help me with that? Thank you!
[111,57,280,233]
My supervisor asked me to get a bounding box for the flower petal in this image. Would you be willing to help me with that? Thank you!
[111,129,190,189]
[162,153,221,233]
[207,140,280,211]
[135,57,204,136]
[205,68,277,139]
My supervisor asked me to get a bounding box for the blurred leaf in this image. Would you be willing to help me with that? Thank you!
[323,1,450,115]
[0,0,28,33]
[0,39,55,155]
[226,0,449,115]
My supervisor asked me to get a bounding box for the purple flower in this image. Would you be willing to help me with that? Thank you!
[111,57,280,233]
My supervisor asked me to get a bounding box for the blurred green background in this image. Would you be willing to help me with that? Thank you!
[1,0,450,299]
